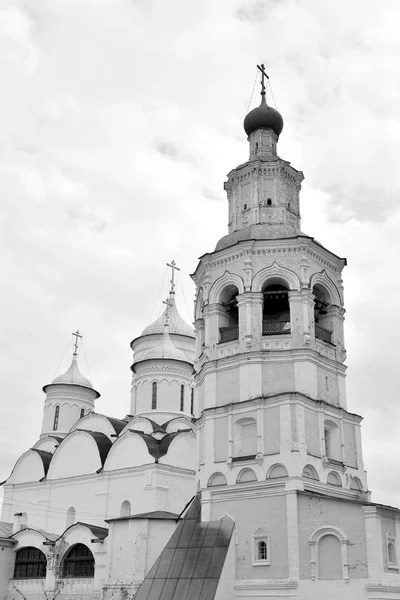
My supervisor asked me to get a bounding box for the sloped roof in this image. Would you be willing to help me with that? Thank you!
[56,522,108,541]
[11,527,58,542]
[76,431,112,466]
[0,522,13,538]
[43,355,100,398]
[31,449,53,475]
[129,429,192,462]
[134,493,235,600]
[106,511,179,523]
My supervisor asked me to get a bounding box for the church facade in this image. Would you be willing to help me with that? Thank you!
[1,73,400,600]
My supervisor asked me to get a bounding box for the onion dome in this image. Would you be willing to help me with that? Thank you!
[244,95,284,138]
[140,297,194,339]
[43,355,100,398]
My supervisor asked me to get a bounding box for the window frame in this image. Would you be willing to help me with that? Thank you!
[252,528,270,566]
[61,543,95,579]
[13,546,47,580]
[387,529,398,569]
[151,382,157,410]
[53,405,60,431]
[180,384,184,412]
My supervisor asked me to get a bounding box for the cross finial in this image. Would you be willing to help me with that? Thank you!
[72,330,82,356]
[166,260,180,295]
[257,63,269,98]
[162,296,172,326]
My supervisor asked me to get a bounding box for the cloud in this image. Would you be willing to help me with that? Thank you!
[1,0,400,508]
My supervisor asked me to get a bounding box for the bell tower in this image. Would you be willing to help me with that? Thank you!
[192,67,367,500]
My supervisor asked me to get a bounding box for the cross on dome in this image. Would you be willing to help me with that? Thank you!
[72,330,82,356]
[257,63,269,97]
[166,260,180,295]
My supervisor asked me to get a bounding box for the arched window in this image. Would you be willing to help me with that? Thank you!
[62,544,95,578]
[66,506,76,528]
[233,418,257,458]
[180,385,184,412]
[267,464,289,479]
[252,528,270,565]
[120,500,131,517]
[309,526,349,581]
[327,471,342,487]
[207,472,227,487]
[237,468,257,483]
[313,284,333,344]
[258,540,268,560]
[318,534,342,579]
[218,285,239,343]
[388,539,397,566]
[80,408,85,419]
[53,405,60,431]
[13,547,47,579]
[302,465,319,480]
[151,382,157,410]
[262,283,291,335]
[190,388,194,415]
[350,477,363,491]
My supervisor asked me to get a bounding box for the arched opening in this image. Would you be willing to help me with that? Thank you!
[267,464,289,479]
[13,547,47,580]
[262,283,291,335]
[313,284,333,344]
[233,417,257,458]
[151,382,157,410]
[302,465,319,480]
[53,405,60,431]
[207,472,227,487]
[66,506,76,528]
[327,471,342,487]
[350,477,363,491]
[62,544,95,578]
[120,500,131,517]
[258,540,268,560]
[190,388,194,415]
[80,408,85,419]
[237,468,257,483]
[218,285,239,343]
[180,384,184,412]
[388,539,397,565]
[318,534,342,579]
[324,420,341,461]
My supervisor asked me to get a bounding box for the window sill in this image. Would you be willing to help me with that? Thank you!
[388,564,399,571]
[252,560,270,567]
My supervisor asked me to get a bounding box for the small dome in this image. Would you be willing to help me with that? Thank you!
[43,355,100,398]
[141,297,194,338]
[244,97,283,138]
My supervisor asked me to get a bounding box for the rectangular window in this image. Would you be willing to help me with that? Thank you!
[152,382,157,410]
[180,385,184,412]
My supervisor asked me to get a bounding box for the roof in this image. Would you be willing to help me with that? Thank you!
[106,511,180,523]
[56,521,108,541]
[134,493,235,600]
[76,430,112,465]
[0,522,13,538]
[43,355,100,398]
[129,429,192,462]
[139,297,194,339]
[31,449,53,475]
[11,527,58,542]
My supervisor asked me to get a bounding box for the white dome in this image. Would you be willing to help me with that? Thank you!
[142,330,187,362]
[44,356,99,398]
[140,297,194,338]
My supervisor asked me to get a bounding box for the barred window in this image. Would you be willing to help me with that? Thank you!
[258,540,268,560]
[62,544,94,578]
[152,382,157,409]
[13,547,47,579]
[53,405,60,431]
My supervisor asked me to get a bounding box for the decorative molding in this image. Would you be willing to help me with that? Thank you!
[234,579,298,591]
[45,390,95,401]
[135,365,191,377]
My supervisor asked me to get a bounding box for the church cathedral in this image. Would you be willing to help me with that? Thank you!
[1,69,399,600]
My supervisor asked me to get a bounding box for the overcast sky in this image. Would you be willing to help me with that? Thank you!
[1,0,400,509]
